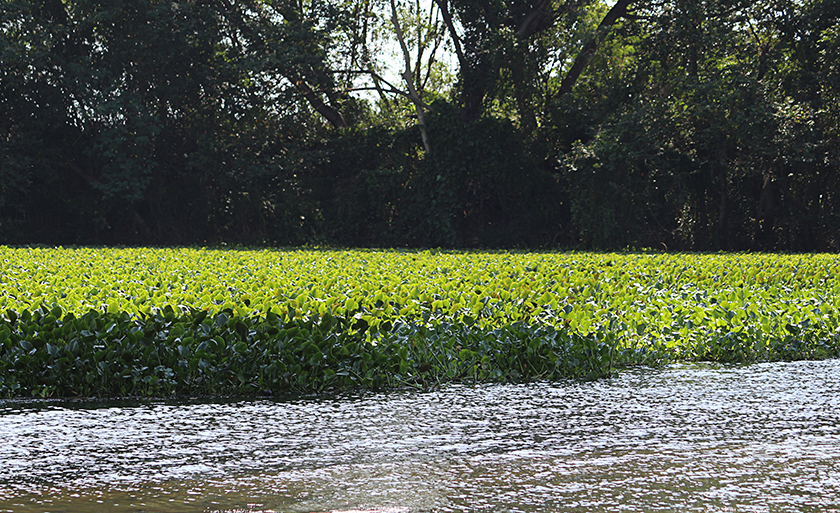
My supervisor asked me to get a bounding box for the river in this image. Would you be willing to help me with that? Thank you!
[2,359,840,512]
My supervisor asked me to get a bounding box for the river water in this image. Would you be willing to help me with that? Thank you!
[2,359,840,513]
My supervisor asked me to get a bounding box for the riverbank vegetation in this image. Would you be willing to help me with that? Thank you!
[2,247,838,398]
[2,0,840,251]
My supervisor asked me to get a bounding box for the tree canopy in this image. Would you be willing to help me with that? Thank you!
[1,0,838,250]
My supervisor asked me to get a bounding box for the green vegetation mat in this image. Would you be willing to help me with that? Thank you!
[2,247,839,398]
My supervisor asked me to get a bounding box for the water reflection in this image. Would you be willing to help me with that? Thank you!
[2,360,840,512]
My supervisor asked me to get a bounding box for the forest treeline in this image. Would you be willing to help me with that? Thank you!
[1,0,838,250]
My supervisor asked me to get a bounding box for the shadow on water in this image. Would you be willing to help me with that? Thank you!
[3,360,840,512]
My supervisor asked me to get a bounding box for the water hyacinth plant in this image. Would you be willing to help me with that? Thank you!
[1,247,839,398]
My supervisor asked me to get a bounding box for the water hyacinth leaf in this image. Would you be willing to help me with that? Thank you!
[0,248,839,397]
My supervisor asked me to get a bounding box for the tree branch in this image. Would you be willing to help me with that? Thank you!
[432,0,466,72]
[213,0,348,128]
[516,0,554,39]
[553,0,635,99]
[390,0,432,154]
[331,69,432,109]
[288,72,347,128]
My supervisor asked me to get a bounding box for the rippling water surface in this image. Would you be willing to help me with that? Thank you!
[2,359,840,512]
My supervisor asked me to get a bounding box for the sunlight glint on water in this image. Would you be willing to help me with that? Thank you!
[2,359,840,512]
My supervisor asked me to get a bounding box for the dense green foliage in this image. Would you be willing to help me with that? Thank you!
[1,0,838,250]
[0,306,621,397]
[2,247,839,398]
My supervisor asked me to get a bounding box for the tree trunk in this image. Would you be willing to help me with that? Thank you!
[756,174,775,249]
[510,45,538,135]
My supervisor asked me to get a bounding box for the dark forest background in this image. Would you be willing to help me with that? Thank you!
[2,0,839,250]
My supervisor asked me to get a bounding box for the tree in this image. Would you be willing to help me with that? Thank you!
[560,0,840,250]
[3,0,838,250]
[0,0,320,244]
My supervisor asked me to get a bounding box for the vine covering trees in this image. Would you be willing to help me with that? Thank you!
[1,0,838,250]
